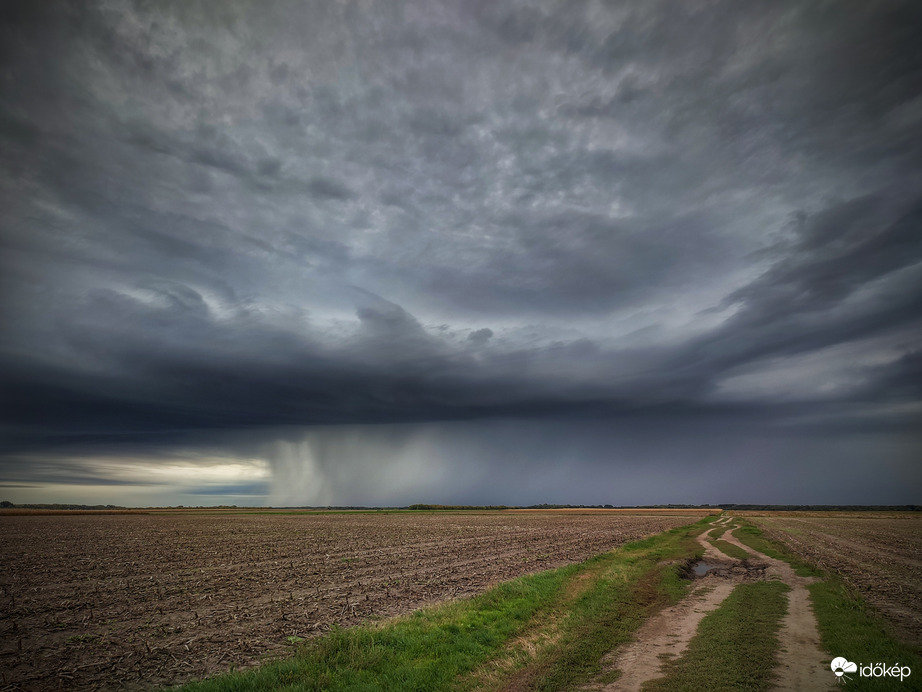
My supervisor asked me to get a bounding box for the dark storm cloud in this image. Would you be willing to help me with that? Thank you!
[189,483,269,497]
[681,191,922,372]
[1,0,921,503]
[730,194,922,317]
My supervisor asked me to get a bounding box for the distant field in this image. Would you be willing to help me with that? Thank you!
[741,511,922,645]
[0,506,712,516]
[0,509,706,691]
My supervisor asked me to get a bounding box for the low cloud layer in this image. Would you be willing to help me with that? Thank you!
[1,1,920,505]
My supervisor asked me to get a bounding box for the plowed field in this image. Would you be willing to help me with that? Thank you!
[745,513,922,646]
[0,510,700,691]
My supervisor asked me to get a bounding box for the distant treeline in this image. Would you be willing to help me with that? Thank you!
[406,503,714,510]
[524,503,711,509]
[406,503,921,511]
[407,504,514,510]
[1,501,127,510]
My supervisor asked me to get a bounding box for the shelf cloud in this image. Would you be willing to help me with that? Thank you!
[1,0,920,505]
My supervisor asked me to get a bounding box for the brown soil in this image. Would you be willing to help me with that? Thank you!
[601,515,921,692]
[0,511,696,691]
[749,514,922,646]
[585,522,768,692]
[592,580,737,692]
[715,528,834,692]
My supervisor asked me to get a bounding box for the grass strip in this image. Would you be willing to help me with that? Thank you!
[708,538,750,561]
[734,520,922,691]
[172,568,575,692]
[503,524,707,692]
[731,523,819,577]
[708,524,729,540]
[170,519,714,692]
[642,580,790,692]
[808,580,921,691]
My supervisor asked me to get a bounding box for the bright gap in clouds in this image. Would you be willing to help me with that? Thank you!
[2,456,270,507]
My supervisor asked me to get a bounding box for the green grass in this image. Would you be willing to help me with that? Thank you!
[708,538,750,561]
[641,581,790,692]
[508,524,706,692]
[705,521,751,559]
[170,519,714,692]
[733,519,922,691]
[731,523,819,577]
[172,567,576,692]
[708,524,729,540]
[809,580,921,691]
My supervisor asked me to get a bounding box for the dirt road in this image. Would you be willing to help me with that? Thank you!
[593,518,833,691]
[750,514,922,645]
[717,527,832,692]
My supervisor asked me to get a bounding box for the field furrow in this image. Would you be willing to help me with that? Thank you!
[747,513,922,646]
[0,510,699,691]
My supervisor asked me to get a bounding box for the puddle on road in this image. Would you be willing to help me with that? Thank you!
[693,561,717,576]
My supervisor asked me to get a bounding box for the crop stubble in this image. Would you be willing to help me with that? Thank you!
[745,513,922,646]
[0,510,697,691]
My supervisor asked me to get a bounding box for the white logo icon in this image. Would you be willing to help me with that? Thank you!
[831,657,857,683]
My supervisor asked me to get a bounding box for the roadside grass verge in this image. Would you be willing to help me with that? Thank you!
[733,521,922,692]
[170,519,714,692]
[172,568,574,692]
[496,523,707,692]
[808,580,921,691]
[642,580,790,692]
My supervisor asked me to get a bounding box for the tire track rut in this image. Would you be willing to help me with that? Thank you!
[590,519,834,691]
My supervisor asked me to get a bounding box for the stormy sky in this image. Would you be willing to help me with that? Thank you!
[1,0,921,507]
